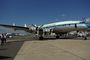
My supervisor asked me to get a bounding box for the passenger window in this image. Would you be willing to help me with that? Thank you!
[62,25,64,26]
[62,24,66,26]
[80,22,85,23]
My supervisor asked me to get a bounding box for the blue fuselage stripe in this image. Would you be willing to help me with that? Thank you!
[40,23,90,29]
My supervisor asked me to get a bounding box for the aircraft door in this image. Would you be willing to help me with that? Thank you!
[75,24,77,28]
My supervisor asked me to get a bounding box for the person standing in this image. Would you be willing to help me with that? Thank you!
[0,35,2,45]
[4,35,6,43]
[1,34,4,45]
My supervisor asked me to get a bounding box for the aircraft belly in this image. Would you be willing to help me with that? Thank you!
[53,25,88,34]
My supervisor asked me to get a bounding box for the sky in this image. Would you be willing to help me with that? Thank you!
[0,0,90,33]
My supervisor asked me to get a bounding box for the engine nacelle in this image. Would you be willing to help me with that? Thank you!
[29,27,43,35]
[30,27,36,31]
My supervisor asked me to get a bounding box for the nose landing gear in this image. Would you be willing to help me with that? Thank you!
[56,36,59,39]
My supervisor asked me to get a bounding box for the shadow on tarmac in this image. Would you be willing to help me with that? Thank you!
[0,56,12,59]
[0,48,8,50]
[33,36,90,40]
[44,37,77,40]
[32,36,78,40]
[0,40,24,60]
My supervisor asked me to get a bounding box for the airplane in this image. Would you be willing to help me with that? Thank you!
[0,20,90,40]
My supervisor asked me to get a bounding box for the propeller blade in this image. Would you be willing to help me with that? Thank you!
[32,24,36,27]
[35,24,37,27]
[39,25,43,28]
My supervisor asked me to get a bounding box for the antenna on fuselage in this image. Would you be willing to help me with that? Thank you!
[75,18,76,21]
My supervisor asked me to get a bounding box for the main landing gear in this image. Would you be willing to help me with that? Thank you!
[39,36,43,40]
[56,36,59,39]
[82,36,87,40]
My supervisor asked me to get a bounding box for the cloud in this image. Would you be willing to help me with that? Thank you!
[55,19,58,21]
[61,14,65,16]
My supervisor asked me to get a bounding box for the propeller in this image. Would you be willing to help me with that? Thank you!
[32,24,36,27]
[32,24,43,30]
[32,24,43,36]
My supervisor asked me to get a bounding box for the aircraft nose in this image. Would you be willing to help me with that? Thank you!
[86,23,90,28]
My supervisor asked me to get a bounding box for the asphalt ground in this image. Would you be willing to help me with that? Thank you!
[0,39,24,60]
[0,36,90,60]
[0,37,33,60]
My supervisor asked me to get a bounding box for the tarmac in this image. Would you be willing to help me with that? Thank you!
[0,36,90,60]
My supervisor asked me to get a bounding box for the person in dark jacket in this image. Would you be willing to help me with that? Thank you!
[1,34,5,45]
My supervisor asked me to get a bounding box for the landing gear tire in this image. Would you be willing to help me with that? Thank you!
[82,36,87,40]
[39,36,43,40]
[56,36,59,39]
[83,37,87,40]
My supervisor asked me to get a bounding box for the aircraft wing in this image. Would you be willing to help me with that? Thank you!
[0,24,29,31]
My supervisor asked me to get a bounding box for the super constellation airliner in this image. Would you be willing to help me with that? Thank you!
[0,20,90,40]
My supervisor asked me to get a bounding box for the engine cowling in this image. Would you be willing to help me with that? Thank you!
[30,27,36,31]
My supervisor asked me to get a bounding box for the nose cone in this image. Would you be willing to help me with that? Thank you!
[86,23,90,28]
